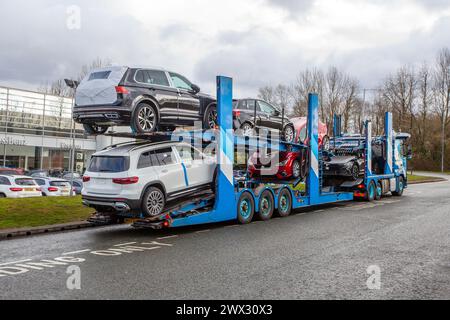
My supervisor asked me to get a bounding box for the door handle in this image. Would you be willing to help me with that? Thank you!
[161,169,169,173]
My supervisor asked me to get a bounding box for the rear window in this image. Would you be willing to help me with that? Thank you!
[15,178,37,186]
[50,181,71,187]
[89,156,130,173]
[88,71,112,81]
[34,179,45,186]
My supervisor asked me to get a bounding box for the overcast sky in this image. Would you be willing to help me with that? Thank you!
[0,0,449,97]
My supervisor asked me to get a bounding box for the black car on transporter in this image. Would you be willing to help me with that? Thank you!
[232,99,295,143]
[73,66,217,134]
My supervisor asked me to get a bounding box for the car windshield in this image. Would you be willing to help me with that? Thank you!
[50,181,70,187]
[88,156,130,173]
[15,178,36,186]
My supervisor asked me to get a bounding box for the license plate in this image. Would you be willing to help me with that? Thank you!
[62,188,69,192]
[24,188,34,192]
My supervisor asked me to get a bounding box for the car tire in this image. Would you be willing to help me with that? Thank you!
[240,122,254,137]
[142,187,166,217]
[300,149,309,181]
[83,124,109,135]
[322,135,330,151]
[131,103,158,133]
[258,190,274,221]
[0,193,6,198]
[282,124,295,143]
[203,105,218,129]
[392,176,405,197]
[237,192,255,224]
[292,160,301,179]
[351,163,359,181]
[277,188,292,217]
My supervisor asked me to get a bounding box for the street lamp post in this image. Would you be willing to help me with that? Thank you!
[64,79,79,197]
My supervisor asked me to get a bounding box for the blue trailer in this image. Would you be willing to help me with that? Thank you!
[89,75,410,229]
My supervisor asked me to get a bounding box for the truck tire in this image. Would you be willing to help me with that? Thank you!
[366,181,376,202]
[375,181,382,200]
[258,190,274,221]
[237,192,254,224]
[277,188,292,217]
[392,176,405,197]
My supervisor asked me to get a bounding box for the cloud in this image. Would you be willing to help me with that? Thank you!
[0,0,449,98]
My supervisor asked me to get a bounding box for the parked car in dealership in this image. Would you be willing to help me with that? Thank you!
[81,141,216,217]
[63,172,82,180]
[0,167,25,176]
[71,179,83,195]
[73,66,217,134]
[33,177,72,196]
[233,99,295,143]
[0,175,42,198]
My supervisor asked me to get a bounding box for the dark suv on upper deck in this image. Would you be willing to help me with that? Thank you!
[73,66,217,134]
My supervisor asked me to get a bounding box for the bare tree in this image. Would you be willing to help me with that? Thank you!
[291,68,324,117]
[382,65,416,132]
[432,47,450,172]
[257,86,276,105]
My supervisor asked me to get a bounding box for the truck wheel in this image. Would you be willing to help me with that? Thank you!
[366,181,376,202]
[392,176,404,197]
[142,187,166,217]
[277,188,292,217]
[375,182,382,200]
[132,103,158,133]
[258,190,274,221]
[237,192,254,224]
[83,124,109,135]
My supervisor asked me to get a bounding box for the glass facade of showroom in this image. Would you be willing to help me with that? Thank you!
[0,87,97,173]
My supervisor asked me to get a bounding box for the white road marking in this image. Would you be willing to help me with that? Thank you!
[314,209,325,213]
[157,235,178,240]
[0,259,32,266]
[113,242,137,247]
[142,241,173,247]
[62,249,91,256]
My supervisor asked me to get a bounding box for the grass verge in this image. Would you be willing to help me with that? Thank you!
[407,174,444,183]
[0,196,94,230]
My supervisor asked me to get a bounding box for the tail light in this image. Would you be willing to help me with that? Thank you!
[113,177,139,185]
[115,86,130,94]
[357,184,365,189]
[48,187,59,192]
[82,176,91,182]
[10,187,23,192]
[233,110,241,117]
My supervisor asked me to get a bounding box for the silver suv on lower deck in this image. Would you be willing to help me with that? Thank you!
[82,141,216,217]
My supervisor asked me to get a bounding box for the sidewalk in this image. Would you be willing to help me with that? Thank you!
[0,221,95,240]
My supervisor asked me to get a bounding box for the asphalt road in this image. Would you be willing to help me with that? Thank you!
[0,178,449,300]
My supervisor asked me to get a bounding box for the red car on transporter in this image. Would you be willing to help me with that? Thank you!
[248,117,329,180]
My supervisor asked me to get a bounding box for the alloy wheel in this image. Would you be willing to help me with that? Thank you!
[146,190,165,216]
[284,126,294,143]
[207,109,218,129]
[138,106,156,131]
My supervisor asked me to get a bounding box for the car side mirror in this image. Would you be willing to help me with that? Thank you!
[190,84,200,94]
[273,110,280,116]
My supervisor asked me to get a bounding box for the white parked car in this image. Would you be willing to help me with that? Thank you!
[0,175,42,198]
[33,177,72,197]
[82,141,216,217]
